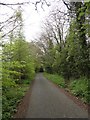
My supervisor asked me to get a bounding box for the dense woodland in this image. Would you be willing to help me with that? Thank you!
[1,0,90,119]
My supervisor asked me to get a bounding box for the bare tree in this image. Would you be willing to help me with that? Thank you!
[39,7,69,52]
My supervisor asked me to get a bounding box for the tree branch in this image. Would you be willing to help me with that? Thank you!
[0,2,30,6]
[62,0,71,10]
[2,25,18,38]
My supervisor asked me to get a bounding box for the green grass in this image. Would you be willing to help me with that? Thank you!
[44,73,66,88]
[44,73,89,104]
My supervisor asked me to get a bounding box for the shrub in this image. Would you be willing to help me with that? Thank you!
[2,84,29,120]
[68,77,89,103]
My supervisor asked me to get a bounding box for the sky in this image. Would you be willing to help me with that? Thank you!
[0,0,67,42]
[22,1,51,41]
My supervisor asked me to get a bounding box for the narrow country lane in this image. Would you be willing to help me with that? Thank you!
[26,73,88,118]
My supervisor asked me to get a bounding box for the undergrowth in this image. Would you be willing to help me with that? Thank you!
[68,77,89,104]
[2,79,31,120]
[44,73,66,88]
[44,73,89,104]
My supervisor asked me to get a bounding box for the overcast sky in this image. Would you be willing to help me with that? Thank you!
[0,0,67,42]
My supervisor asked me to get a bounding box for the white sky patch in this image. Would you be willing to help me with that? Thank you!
[22,3,50,41]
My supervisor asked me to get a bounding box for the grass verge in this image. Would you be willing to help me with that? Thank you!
[44,73,66,88]
[44,73,89,104]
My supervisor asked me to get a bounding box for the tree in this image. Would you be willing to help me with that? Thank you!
[36,1,90,79]
[2,7,36,84]
[61,1,90,78]
[36,7,68,73]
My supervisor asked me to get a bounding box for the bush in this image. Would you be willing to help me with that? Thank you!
[2,83,29,120]
[68,77,89,103]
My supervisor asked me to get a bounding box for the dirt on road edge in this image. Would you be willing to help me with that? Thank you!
[13,80,35,118]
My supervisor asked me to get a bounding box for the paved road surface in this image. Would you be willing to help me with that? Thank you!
[26,73,88,118]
